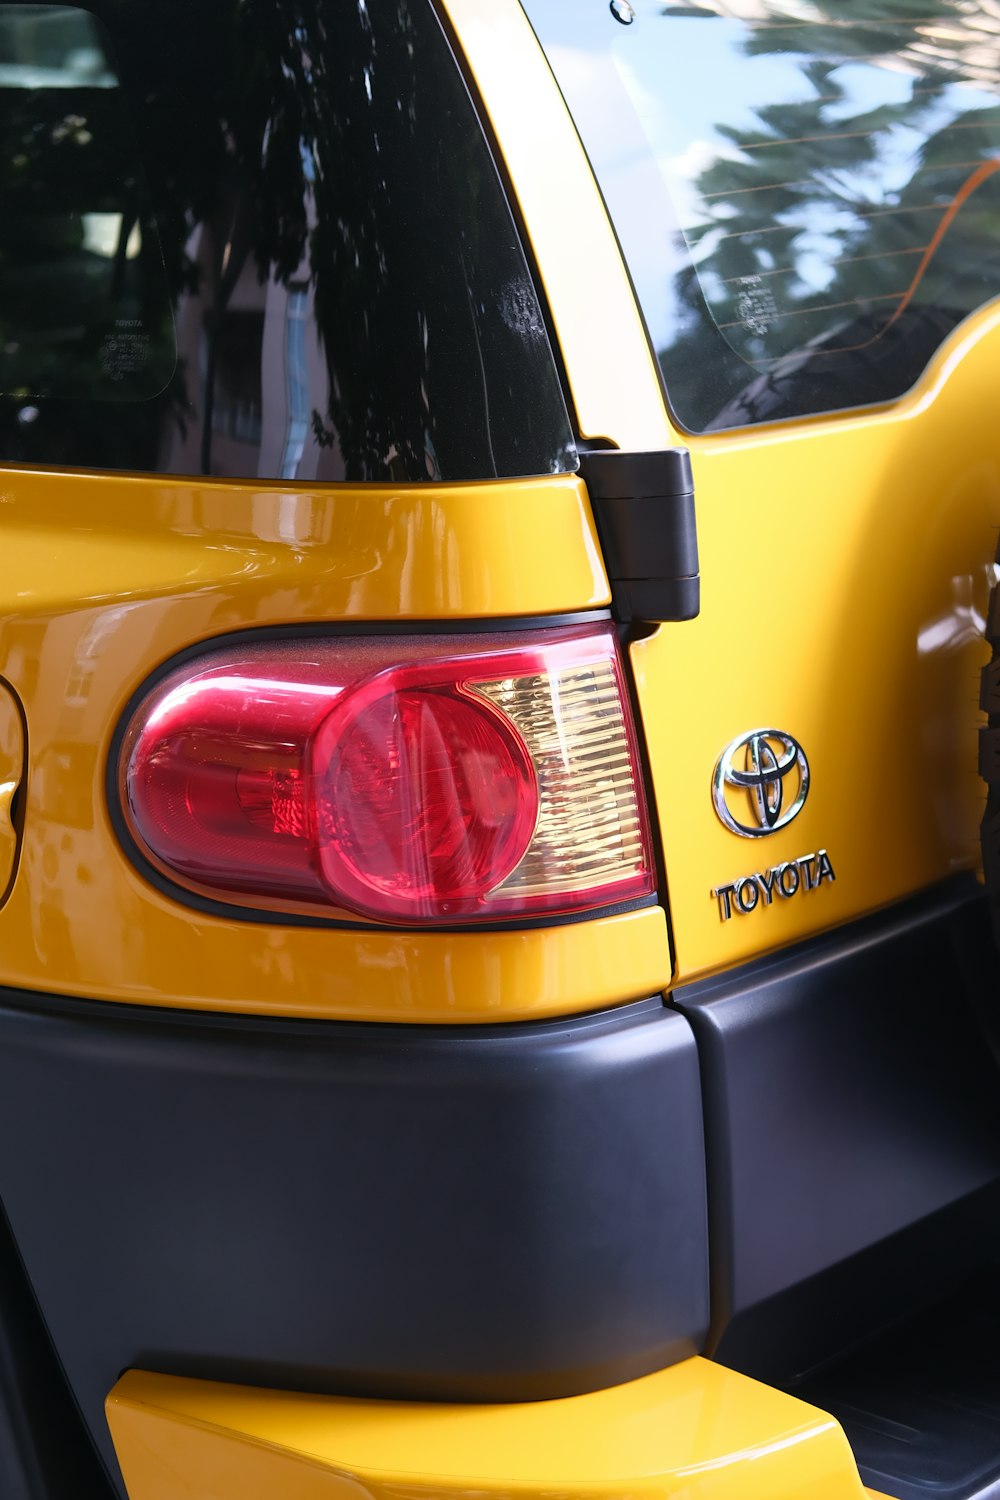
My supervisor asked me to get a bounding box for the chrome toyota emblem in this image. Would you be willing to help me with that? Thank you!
[712,729,809,839]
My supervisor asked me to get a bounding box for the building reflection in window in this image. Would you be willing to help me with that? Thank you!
[0,0,575,483]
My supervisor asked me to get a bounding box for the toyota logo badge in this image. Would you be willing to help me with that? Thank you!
[712,729,810,838]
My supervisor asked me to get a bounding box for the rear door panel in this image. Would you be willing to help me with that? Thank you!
[635,324,997,980]
[481,0,998,982]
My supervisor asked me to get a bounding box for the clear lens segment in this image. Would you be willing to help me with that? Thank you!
[473,656,649,907]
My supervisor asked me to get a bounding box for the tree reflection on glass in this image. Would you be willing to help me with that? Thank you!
[654,0,1000,426]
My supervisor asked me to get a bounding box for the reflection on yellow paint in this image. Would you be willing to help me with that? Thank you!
[445,0,1000,981]
[0,466,674,1021]
[636,303,1000,981]
[107,1360,869,1500]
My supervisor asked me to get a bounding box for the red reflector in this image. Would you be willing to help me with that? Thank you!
[120,628,655,925]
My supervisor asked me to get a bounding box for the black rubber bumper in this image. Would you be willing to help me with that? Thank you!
[673,878,1000,1384]
[0,993,709,1498]
[4,881,996,1500]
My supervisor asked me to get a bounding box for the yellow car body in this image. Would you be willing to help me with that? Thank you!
[0,3,998,1500]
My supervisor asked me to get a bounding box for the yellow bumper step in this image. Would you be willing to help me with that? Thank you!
[107,1357,872,1500]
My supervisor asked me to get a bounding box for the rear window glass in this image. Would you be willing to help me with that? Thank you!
[522,0,1000,432]
[0,1,575,482]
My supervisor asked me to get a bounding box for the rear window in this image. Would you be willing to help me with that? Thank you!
[0,0,575,482]
[522,0,1000,432]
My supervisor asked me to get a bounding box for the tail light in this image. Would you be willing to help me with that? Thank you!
[118,625,655,925]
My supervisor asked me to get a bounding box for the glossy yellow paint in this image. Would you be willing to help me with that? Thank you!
[440,0,675,453]
[0,466,672,1020]
[634,302,1000,981]
[106,1360,869,1500]
[0,469,609,619]
[445,0,999,980]
[2,0,986,1011]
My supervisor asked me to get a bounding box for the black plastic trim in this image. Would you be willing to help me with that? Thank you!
[124,610,613,652]
[672,877,1000,1384]
[0,990,709,1500]
[581,449,695,501]
[578,451,699,623]
[0,675,27,913]
[617,577,699,624]
[0,1204,115,1500]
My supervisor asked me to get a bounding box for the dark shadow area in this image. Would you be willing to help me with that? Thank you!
[0,1203,115,1500]
[796,1267,1000,1500]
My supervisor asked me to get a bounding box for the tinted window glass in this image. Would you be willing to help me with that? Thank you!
[0,0,575,481]
[523,0,1000,432]
[0,7,174,405]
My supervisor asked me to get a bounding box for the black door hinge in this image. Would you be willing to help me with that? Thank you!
[578,449,699,623]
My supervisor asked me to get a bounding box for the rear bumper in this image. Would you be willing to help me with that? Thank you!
[0,879,997,1500]
[0,990,709,1498]
[674,878,1000,1384]
[106,1359,872,1500]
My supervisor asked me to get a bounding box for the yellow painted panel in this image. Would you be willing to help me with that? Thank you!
[106,1361,869,1500]
[0,860,668,1019]
[441,0,676,453]
[634,302,1000,981]
[0,469,609,620]
[445,0,1000,979]
[0,466,674,1019]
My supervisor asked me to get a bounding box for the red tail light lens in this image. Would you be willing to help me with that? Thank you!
[119,626,655,924]
[312,676,538,916]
